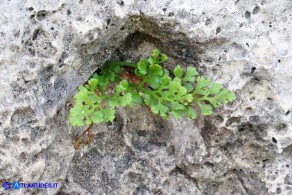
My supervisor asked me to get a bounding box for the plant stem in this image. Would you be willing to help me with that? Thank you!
[74,123,93,150]
[106,61,137,68]
[77,123,93,139]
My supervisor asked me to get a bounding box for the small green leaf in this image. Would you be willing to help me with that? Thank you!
[87,91,102,103]
[111,64,121,73]
[148,57,156,64]
[151,102,169,118]
[108,71,116,82]
[172,110,182,119]
[108,98,119,107]
[138,58,148,75]
[91,111,104,123]
[69,107,85,126]
[118,93,132,107]
[120,79,129,88]
[93,74,107,88]
[103,108,115,121]
[74,86,88,102]
[172,102,185,110]
[225,91,236,102]
[152,49,160,59]
[160,76,171,86]
[163,69,170,76]
[144,94,157,106]
[184,94,193,102]
[131,92,143,105]
[168,78,182,93]
[185,107,197,119]
[116,80,129,94]
[198,102,213,115]
[207,89,236,107]
[149,64,163,76]
[183,82,194,92]
[160,54,168,63]
[174,65,183,78]
[92,73,99,79]
[183,67,198,82]
[193,76,212,95]
[209,82,223,94]
[87,78,98,90]
[70,118,84,126]
[177,85,188,96]
[149,77,160,89]
[116,85,126,94]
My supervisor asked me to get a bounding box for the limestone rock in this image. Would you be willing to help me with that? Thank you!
[0,0,291,194]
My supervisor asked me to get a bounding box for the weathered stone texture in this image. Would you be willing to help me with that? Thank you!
[0,0,291,194]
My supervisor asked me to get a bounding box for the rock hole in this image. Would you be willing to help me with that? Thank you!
[272,137,277,144]
[168,12,174,17]
[276,123,287,130]
[201,120,216,142]
[76,16,83,21]
[216,27,221,34]
[205,19,211,25]
[225,117,241,127]
[252,6,260,14]
[19,152,28,162]
[21,137,29,143]
[117,0,124,6]
[95,68,102,76]
[32,29,41,40]
[27,7,34,11]
[238,123,253,132]
[251,66,257,73]
[107,18,111,25]
[244,11,251,19]
[36,10,48,21]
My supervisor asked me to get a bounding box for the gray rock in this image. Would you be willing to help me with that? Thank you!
[0,0,291,194]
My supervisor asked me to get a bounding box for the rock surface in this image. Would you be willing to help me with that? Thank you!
[0,0,291,194]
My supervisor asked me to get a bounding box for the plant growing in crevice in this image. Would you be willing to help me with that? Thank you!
[69,49,236,149]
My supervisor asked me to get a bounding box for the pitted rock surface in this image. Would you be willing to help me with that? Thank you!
[0,0,291,194]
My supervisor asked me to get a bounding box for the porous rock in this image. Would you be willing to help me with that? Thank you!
[0,0,291,194]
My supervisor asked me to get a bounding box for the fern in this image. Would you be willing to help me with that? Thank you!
[69,49,236,147]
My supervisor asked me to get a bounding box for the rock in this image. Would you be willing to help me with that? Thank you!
[0,0,291,194]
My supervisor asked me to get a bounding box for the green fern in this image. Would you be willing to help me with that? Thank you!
[69,49,236,127]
